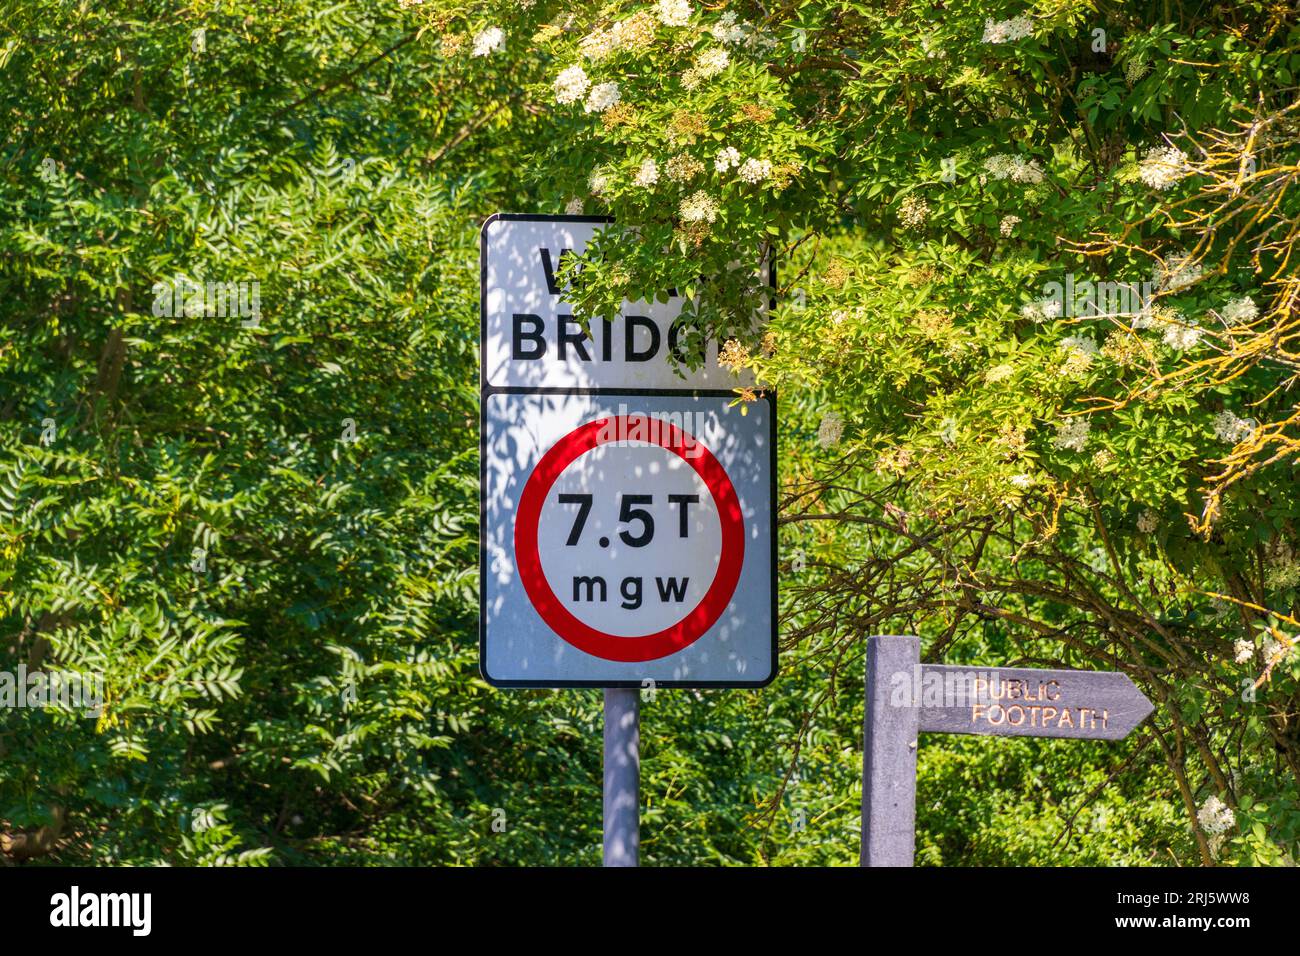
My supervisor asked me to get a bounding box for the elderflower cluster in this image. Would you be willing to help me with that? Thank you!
[554,64,590,105]
[1138,145,1189,190]
[1263,633,1295,665]
[1020,296,1063,323]
[580,12,659,60]
[983,154,1044,184]
[1197,796,1235,836]
[899,194,930,230]
[1059,335,1099,358]
[717,339,750,371]
[985,363,1014,384]
[655,0,692,28]
[1264,540,1300,590]
[997,422,1027,458]
[1155,255,1203,293]
[683,48,730,89]
[1161,316,1203,351]
[472,27,504,57]
[579,28,615,61]
[1234,638,1254,664]
[818,412,844,448]
[710,11,750,44]
[737,157,772,184]
[588,169,610,196]
[665,153,704,182]
[1222,295,1259,325]
[584,81,620,113]
[1213,410,1256,444]
[633,158,659,187]
[1137,510,1159,534]
[981,15,1033,44]
[1053,418,1090,452]
[999,214,1021,236]
[1124,57,1149,85]
[1058,335,1099,377]
[715,146,741,172]
[679,190,719,223]
[564,198,583,215]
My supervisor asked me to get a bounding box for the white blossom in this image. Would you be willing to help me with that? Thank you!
[1234,638,1254,664]
[715,146,741,173]
[655,0,691,27]
[981,15,1033,44]
[920,33,947,60]
[564,198,584,215]
[710,11,749,44]
[1021,296,1062,323]
[579,28,615,61]
[610,14,656,50]
[1222,295,1258,326]
[1213,410,1256,444]
[1156,255,1202,292]
[554,64,591,105]
[1263,634,1293,664]
[679,190,719,223]
[1053,418,1091,452]
[472,27,505,57]
[1196,795,1235,835]
[818,412,844,448]
[584,81,620,113]
[1059,335,1099,357]
[588,169,610,196]
[697,48,729,74]
[1139,144,1188,190]
[1009,473,1034,489]
[983,153,1044,184]
[633,158,659,187]
[899,194,929,230]
[683,47,729,88]
[1162,317,1202,351]
[1137,510,1158,534]
[737,157,772,184]
[999,214,1021,236]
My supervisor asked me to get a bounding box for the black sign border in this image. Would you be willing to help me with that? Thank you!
[478,213,779,689]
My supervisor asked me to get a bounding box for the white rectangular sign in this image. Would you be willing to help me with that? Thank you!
[479,214,776,687]
[481,215,756,391]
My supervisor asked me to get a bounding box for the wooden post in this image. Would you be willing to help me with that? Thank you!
[860,635,920,867]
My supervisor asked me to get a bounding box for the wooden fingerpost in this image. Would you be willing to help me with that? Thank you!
[860,635,920,867]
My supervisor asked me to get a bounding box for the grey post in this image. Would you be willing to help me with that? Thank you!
[603,687,640,866]
[861,635,920,867]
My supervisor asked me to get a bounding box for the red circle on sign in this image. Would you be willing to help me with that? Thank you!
[514,416,745,663]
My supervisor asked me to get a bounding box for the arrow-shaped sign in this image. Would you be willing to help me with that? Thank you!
[910,664,1155,741]
[860,637,1159,867]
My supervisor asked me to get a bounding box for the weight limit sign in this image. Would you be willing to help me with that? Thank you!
[481,392,776,687]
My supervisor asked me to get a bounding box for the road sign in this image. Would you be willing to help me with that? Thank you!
[860,636,1155,866]
[479,214,776,688]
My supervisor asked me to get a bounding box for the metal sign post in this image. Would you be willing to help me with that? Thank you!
[603,687,640,866]
[861,635,1155,866]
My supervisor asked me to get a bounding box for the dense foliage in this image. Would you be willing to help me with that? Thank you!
[2,0,1295,866]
